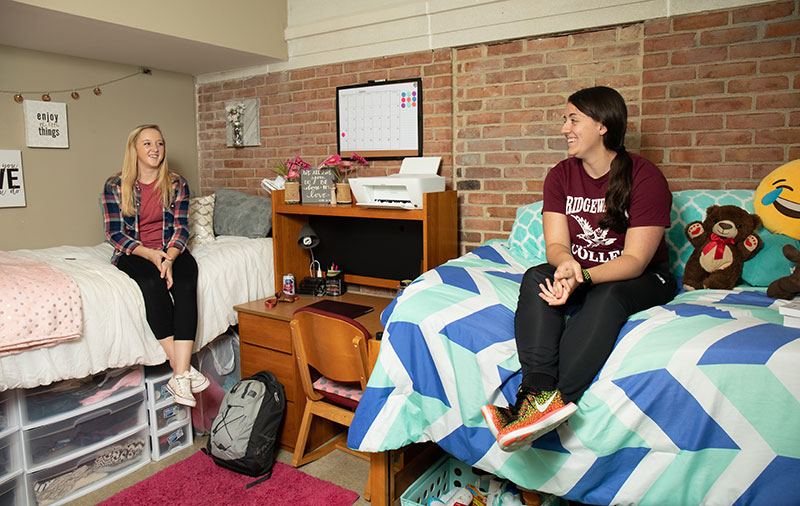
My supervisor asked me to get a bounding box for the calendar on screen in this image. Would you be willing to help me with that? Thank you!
[336,78,422,159]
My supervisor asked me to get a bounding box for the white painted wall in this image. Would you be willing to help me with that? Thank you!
[197,0,771,83]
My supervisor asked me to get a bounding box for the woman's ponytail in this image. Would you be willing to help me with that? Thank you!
[599,146,633,233]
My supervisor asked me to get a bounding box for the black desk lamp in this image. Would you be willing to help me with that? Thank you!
[298,223,322,277]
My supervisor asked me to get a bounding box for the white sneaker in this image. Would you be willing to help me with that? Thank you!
[166,374,196,407]
[186,366,210,393]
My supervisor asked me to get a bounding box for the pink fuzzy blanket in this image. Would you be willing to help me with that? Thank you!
[0,251,82,355]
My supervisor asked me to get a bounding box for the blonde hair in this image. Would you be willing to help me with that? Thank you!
[119,124,173,216]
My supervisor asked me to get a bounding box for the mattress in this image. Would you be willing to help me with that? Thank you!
[1,236,273,390]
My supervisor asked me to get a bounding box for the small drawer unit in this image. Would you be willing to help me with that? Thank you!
[151,421,192,461]
[19,366,144,426]
[0,390,19,434]
[145,365,193,461]
[22,390,147,470]
[27,425,149,506]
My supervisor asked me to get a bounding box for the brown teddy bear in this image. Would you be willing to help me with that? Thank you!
[683,205,763,291]
[767,244,800,299]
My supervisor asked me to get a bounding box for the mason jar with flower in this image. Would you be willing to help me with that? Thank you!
[275,156,310,204]
[319,153,368,204]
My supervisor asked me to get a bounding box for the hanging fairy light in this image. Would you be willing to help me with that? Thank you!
[2,67,151,103]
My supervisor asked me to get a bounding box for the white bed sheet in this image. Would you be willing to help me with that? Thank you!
[1,236,273,390]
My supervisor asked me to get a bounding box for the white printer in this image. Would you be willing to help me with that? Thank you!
[349,157,444,209]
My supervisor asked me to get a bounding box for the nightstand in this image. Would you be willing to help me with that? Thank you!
[234,292,392,451]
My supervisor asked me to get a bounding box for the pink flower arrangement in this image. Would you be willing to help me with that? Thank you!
[319,153,368,184]
[283,156,312,181]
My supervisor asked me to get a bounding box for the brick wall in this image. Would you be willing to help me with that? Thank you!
[196,49,454,191]
[196,0,799,254]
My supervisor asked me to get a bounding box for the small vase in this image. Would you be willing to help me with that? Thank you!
[232,121,244,148]
[284,181,301,204]
[335,183,352,204]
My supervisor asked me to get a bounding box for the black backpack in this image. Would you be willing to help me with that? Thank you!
[204,370,286,486]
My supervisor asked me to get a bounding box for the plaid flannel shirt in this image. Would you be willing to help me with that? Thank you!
[102,174,190,265]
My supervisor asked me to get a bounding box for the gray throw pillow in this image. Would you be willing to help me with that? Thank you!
[213,188,271,238]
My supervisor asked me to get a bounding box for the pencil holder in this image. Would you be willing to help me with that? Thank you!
[325,271,345,296]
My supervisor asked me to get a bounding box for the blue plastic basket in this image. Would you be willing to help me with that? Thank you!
[399,456,481,506]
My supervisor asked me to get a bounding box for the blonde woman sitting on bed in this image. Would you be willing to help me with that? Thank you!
[101,124,208,407]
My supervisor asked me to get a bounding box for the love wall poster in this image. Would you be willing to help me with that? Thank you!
[0,150,25,208]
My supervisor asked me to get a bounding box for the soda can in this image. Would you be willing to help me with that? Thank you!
[282,273,296,296]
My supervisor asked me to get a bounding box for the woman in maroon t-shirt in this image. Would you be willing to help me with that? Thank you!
[482,87,676,451]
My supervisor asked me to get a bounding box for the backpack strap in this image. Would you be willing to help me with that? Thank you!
[245,469,273,489]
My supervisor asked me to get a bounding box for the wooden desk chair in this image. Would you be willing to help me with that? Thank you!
[290,307,373,500]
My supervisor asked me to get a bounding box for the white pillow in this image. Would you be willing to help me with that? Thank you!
[188,194,216,249]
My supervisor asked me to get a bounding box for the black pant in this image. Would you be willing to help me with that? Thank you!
[116,251,198,341]
[514,262,676,403]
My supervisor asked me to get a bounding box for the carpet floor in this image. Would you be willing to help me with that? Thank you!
[97,451,359,506]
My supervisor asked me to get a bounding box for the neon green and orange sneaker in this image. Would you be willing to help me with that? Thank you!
[497,389,576,452]
[481,403,514,439]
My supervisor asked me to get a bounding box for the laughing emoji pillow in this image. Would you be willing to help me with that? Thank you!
[743,160,800,289]
[755,159,800,239]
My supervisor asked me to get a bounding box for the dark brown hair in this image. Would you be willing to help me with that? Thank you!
[568,86,632,233]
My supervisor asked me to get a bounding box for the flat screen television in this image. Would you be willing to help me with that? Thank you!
[336,78,422,160]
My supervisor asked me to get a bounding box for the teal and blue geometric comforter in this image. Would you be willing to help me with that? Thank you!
[348,240,800,505]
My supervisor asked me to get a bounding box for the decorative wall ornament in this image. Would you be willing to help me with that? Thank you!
[225,98,260,147]
[0,150,26,208]
[23,100,69,148]
[3,68,150,103]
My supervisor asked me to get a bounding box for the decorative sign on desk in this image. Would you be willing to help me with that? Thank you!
[301,168,336,203]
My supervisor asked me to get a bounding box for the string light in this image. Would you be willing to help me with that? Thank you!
[3,68,151,103]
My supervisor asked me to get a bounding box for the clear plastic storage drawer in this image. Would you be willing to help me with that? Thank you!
[19,366,143,426]
[23,391,146,469]
[0,390,18,433]
[148,375,175,406]
[153,422,191,461]
[153,403,189,431]
[27,426,149,506]
[0,472,26,506]
[0,431,22,479]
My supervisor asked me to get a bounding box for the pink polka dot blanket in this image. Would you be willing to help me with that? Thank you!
[0,251,82,355]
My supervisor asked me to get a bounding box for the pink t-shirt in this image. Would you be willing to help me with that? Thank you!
[138,180,164,249]
[542,154,671,268]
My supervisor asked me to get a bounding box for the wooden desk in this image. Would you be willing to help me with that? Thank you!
[234,292,392,452]
[236,292,440,506]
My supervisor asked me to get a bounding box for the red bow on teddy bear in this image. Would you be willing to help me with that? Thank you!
[702,233,736,260]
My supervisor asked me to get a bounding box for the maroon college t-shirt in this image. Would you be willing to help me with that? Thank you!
[542,154,671,268]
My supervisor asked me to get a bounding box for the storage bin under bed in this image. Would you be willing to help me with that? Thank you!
[27,425,149,506]
[22,391,146,469]
[18,366,143,426]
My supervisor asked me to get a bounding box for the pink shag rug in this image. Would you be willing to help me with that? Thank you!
[98,451,360,506]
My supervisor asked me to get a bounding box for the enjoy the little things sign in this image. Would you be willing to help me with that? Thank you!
[23,100,69,148]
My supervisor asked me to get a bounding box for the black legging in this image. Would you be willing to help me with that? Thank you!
[116,250,198,341]
[514,262,676,404]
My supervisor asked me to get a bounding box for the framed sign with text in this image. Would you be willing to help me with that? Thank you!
[0,150,26,208]
[23,100,69,148]
[300,168,336,203]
